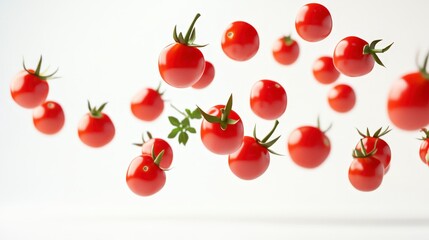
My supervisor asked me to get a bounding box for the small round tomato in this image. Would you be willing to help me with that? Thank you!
[10,56,57,109]
[272,35,300,65]
[333,37,393,77]
[295,3,332,42]
[250,79,287,120]
[419,129,429,166]
[387,54,429,131]
[287,123,331,168]
[192,61,215,89]
[131,87,164,121]
[221,21,259,61]
[140,133,173,169]
[348,156,384,192]
[78,102,115,148]
[32,100,65,135]
[312,56,340,84]
[327,84,356,113]
[200,95,244,155]
[126,154,166,197]
[158,14,206,88]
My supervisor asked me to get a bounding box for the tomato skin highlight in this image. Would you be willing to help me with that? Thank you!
[387,72,429,130]
[287,126,331,168]
[348,156,384,192]
[355,137,391,174]
[10,70,49,109]
[192,61,215,89]
[228,136,270,180]
[250,79,287,120]
[327,84,356,113]
[78,113,115,148]
[272,36,300,65]
[158,43,205,88]
[295,3,332,42]
[131,88,164,121]
[333,36,374,77]
[221,21,259,61]
[32,101,65,135]
[126,155,166,197]
[141,138,173,169]
[313,56,340,84]
[200,105,244,155]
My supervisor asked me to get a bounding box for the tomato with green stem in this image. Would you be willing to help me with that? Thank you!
[327,84,356,113]
[158,13,206,88]
[387,53,429,130]
[349,139,384,192]
[312,56,340,84]
[333,37,393,77]
[192,61,215,89]
[78,101,115,148]
[419,128,429,166]
[287,118,331,168]
[221,21,259,61]
[126,150,166,197]
[131,84,164,121]
[10,56,58,108]
[134,132,173,169]
[199,94,244,155]
[295,3,332,42]
[228,120,281,180]
[32,100,65,135]
[272,35,300,65]
[250,79,287,120]
[355,127,391,174]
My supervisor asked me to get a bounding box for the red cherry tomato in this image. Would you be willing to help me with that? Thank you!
[158,14,206,88]
[355,127,391,174]
[288,125,331,168]
[333,36,393,77]
[312,56,340,84]
[32,100,65,135]
[141,137,173,169]
[221,21,259,61]
[126,155,166,197]
[78,102,115,148]
[419,129,429,166]
[348,156,384,192]
[295,3,332,42]
[272,36,300,65]
[387,54,429,130]
[192,61,215,89]
[327,84,356,113]
[10,56,57,109]
[131,87,164,121]
[250,79,287,120]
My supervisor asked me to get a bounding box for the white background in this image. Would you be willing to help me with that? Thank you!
[1,0,428,239]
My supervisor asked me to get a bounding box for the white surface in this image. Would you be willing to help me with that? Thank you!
[1,0,429,236]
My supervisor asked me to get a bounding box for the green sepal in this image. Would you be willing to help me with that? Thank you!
[363,39,394,67]
[23,55,59,80]
[87,101,107,118]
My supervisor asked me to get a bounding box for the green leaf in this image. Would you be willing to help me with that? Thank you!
[187,127,196,134]
[185,109,193,117]
[181,117,190,127]
[168,116,180,126]
[191,108,202,119]
[179,132,189,145]
[168,128,181,138]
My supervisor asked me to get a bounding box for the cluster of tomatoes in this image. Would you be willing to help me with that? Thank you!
[10,3,429,196]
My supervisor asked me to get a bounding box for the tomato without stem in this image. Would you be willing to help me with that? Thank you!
[192,61,215,89]
[312,56,340,84]
[131,87,164,121]
[295,3,332,42]
[327,84,356,113]
[250,79,287,120]
[221,21,259,61]
[33,100,65,135]
[348,156,384,192]
[272,36,300,65]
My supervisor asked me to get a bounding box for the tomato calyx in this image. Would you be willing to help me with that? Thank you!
[87,101,107,118]
[198,94,239,131]
[172,13,206,47]
[357,126,391,139]
[152,148,165,169]
[362,39,394,67]
[168,105,202,145]
[317,116,332,133]
[417,52,429,80]
[23,55,59,80]
[253,120,282,155]
[133,131,154,147]
[282,35,294,46]
[353,139,378,158]
[418,128,429,140]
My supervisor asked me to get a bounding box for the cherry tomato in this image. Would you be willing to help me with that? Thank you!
[10,56,57,109]
[32,100,65,135]
[333,36,393,77]
[192,61,215,89]
[327,84,356,113]
[295,3,332,42]
[158,14,205,88]
[131,87,164,121]
[78,102,115,148]
[348,156,384,192]
[287,123,331,168]
[250,79,287,120]
[272,35,300,65]
[312,56,340,84]
[200,95,244,155]
[419,129,429,166]
[126,154,166,197]
[140,133,173,169]
[355,127,391,174]
[387,54,429,130]
[221,21,259,61]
